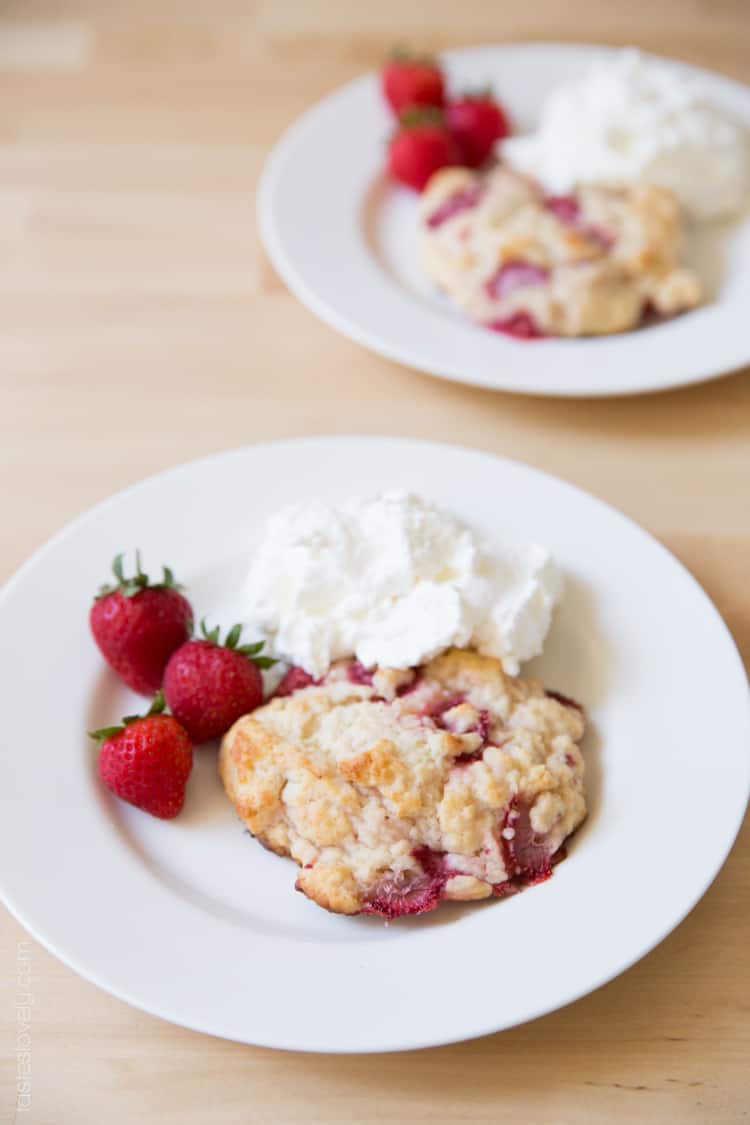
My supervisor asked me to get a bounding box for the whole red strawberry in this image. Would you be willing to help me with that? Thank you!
[388,108,460,192]
[91,692,193,819]
[90,552,193,696]
[381,50,444,117]
[446,92,511,167]
[163,622,274,743]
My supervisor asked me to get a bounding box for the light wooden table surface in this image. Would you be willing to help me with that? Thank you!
[1,2,749,1122]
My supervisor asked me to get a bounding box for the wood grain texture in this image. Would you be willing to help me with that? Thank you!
[1,2,749,1122]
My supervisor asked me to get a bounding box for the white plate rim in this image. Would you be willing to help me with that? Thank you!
[258,43,750,398]
[0,435,748,1052]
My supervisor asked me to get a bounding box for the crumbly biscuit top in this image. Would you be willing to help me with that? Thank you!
[220,648,587,917]
[419,165,700,337]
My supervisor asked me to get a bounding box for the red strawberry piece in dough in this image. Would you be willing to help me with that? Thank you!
[487,311,545,339]
[502,797,555,880]
[493,880,522,897]
[486,260,550,301]
[362,848,448,918]
[425,182,485,228]
[476,710,491,742]
[396,671,421,696]
[447,708,492,765]
[274,665,318,697]
[381,51,445,117]
[545,194,581,225]
[90,552,193,696]
[453,748,484,766]
[91,692,193,819]
[388,108,461,192]
[427,693,466,725]
[446,92,511,167]
[545,194,615,250]
[430,697,490,738]
[347,661,374,686]
[163,622,274,743]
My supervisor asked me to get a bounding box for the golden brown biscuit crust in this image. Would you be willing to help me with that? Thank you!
[419,166,700,337]
[219,649,586,917]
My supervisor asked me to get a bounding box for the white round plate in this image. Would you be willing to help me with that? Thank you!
[0,437,748,1052]
[259,44,750,397]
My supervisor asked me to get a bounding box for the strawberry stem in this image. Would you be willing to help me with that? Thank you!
[88,725,124,743]
[95,552,185,600]
[399,105,444,128]
[388,45,438,67]
[200,618,221,645]
[225,623,242,650]
[237,640,265,656]
[112,553,126,585]
[198,621,277,668]
[148,690,166,716]
[88,690,167,742]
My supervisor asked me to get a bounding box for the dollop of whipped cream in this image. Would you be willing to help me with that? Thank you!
[241,491,562,678]
[501,49,750,221]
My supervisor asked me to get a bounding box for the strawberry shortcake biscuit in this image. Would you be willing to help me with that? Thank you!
[419,164,701,337]
[220,648,586,918]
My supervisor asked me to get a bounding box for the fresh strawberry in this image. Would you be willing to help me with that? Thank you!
[91,692,193,819]
[446,92,510,167]
[90,552,193,696]
[381,50,444,117]
[163,622,274,743]
[388,108,460,192]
